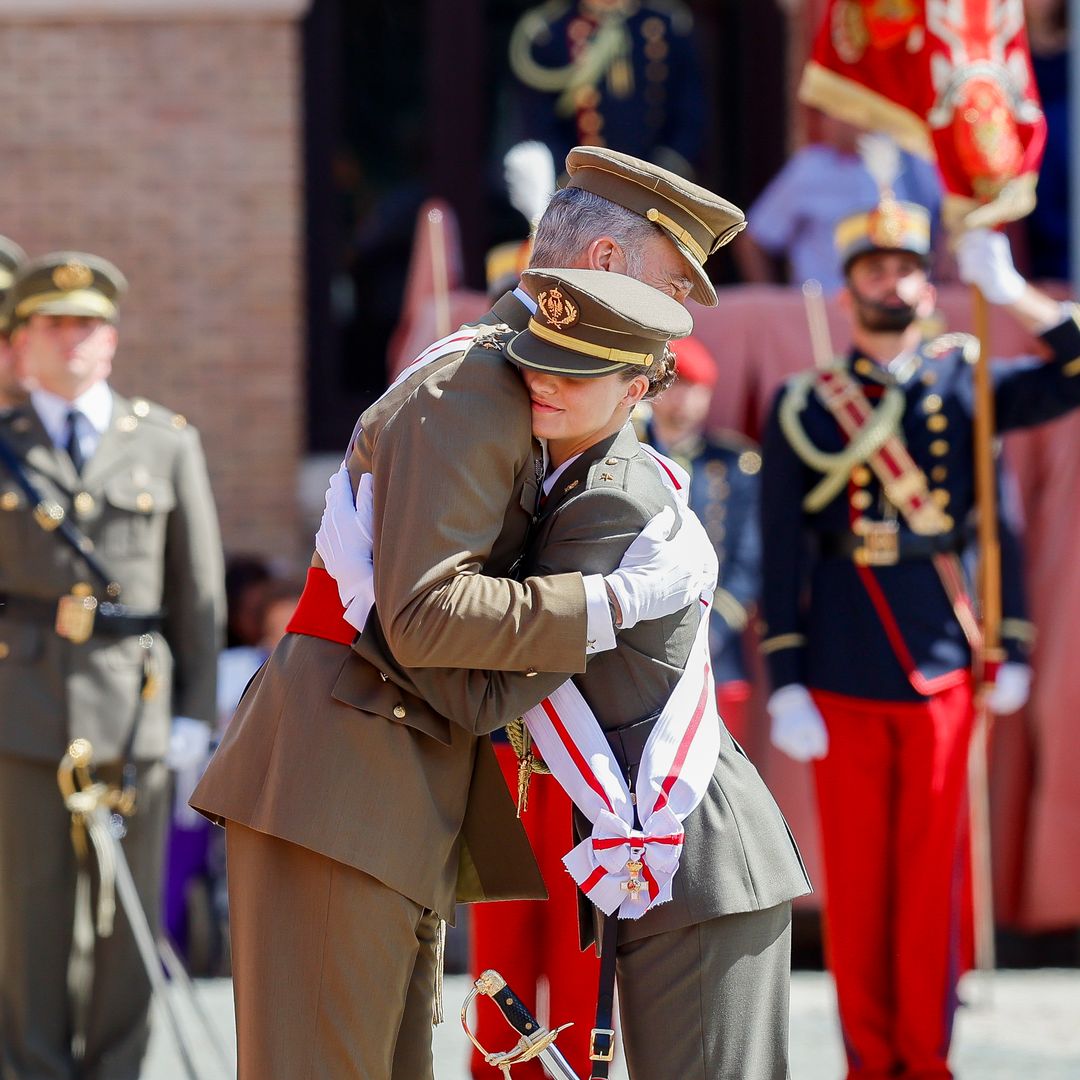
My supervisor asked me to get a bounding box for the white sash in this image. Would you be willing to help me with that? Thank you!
[522,449,721,918]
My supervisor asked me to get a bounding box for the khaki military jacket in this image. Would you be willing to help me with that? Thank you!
[193,295,590,919]
[398,422,811,945]
[0,389,224,764]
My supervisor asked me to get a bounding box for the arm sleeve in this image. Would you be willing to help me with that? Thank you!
[759,390,810,690]
[367,356,589,672]
[163,426,226,724]
[746,153,807,254]
[391,488,653,735]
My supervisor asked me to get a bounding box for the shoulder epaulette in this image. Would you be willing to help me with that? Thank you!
[124,397,189,432]
[585,453,632,493]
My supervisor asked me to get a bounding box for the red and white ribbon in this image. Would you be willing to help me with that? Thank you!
[522,448,721,918]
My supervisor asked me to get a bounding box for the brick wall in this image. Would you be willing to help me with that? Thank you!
[0,2,309,562]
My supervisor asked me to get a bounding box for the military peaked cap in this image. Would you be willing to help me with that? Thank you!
[6,250,128,330]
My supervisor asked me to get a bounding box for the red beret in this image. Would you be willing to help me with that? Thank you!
[671,336,718,387]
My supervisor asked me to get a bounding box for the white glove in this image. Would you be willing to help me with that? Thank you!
[767,684,829,762]
[167,716,213,827]
[314,464,376,632]
[955,228,1026,305]
[987,662,1032,715]
[604,506,718,631]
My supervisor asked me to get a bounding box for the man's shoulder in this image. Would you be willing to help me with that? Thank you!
[703,429,762,477]
[113,393,200,442]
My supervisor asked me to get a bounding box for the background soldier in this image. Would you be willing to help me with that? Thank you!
[759,198,1080,1078]
[0,234,28,409]
[509,0,706,177]
[639,335,762,744]
[0,252,225,1079]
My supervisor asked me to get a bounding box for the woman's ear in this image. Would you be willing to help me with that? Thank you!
[623,374,650,407]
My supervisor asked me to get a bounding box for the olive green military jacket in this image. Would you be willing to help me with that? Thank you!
[193,295,592,920]
[397,422,811,944]
[0,390,224,764]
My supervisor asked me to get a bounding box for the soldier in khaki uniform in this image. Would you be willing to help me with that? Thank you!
[0,252,225,1079]
[192,147,744,1079]
[0,235,28,408]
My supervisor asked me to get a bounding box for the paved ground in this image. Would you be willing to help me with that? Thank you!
[146,969,1080,1079]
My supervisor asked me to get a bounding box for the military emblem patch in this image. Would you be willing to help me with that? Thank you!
[537,287,580,329]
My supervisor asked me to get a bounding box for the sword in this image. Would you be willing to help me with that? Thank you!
[58,739,230,1080]
[462,969,580,1080]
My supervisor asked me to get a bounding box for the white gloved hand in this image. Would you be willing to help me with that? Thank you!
[955,228,1026,305]
[987,662,1032,715]
[314,464,376,632]
[767,684,829,762]
[604,507,718,631]
[167,716,213,827]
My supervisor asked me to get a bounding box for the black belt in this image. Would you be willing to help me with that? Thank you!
[819,529,963,563]
[0,593,164,637]
[590,712,661,1076]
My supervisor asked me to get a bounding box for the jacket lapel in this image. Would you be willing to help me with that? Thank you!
[539,426,633,522]
[79,392,135,488]
[5,404,78,491]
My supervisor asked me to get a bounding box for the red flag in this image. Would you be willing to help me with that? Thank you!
[800,0,1046,230]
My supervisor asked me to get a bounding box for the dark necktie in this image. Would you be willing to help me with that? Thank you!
[64,409,86,474]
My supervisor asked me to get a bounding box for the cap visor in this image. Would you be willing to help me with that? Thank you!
[676,239,717,306]
[506,330,635,378]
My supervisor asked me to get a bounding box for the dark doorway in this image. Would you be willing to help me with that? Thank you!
[302,0,788,452]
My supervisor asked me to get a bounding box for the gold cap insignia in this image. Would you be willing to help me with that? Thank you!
[537,288,579,329]
[868,198,907,247]
[52,262,94,292]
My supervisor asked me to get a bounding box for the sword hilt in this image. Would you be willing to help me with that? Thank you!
[462,969,572,1074]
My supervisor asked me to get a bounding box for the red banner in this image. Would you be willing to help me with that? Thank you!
[800,0,1046,229]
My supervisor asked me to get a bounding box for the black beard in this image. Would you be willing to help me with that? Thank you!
[849,285,918,333]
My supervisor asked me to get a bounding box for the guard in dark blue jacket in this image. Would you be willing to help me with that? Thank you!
[759,195,1080,1079]
[509,0,707,177]
[640,335,762,742]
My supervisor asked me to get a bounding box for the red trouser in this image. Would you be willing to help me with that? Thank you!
[717,679,751,746]
[469,744,599,1079]
[811,680,973,1080]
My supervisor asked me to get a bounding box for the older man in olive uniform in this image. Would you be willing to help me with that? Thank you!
[0,252,224,1080]
[193,147,746,1079]
[0,234,28,408]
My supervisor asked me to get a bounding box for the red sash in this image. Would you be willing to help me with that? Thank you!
[285,566,355,645]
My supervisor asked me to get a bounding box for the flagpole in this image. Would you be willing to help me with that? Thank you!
[969,283,1002,978]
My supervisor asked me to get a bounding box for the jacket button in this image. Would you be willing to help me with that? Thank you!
[393,704,406,718]
[525,669,538,677]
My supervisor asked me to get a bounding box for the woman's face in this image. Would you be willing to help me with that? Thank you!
[521,366,649,466]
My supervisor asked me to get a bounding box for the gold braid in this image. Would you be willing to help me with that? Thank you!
[778,369,906,513]
[508,5,633,116]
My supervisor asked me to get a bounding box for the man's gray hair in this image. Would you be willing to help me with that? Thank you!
[529,187,663,277]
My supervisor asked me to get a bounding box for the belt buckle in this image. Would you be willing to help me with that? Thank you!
[853,521,900,567]
[55,584,97,644]
[589,1028,616,1062]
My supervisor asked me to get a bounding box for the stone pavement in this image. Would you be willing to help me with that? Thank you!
[145,970,1080,1079]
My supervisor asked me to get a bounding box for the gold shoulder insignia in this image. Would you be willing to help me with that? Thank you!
[171,414,187,430]
[737,450,762,476]
[925,332,978,363]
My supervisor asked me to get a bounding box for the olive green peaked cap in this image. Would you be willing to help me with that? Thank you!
[0,235,27,335]
[6,250,128,331]
[565,146,746,307]
[509,267,693,378]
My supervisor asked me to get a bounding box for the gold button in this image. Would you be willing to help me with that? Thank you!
[852,466,872,487]
[0,642,9,660]
[116,415,138,433]
[738,450,762,475]
[930,439,949,456]
[392,704,406,719]
[525,669,538,678]
[74,491,95,515]
[932,489,951,508]
[852,517,871,535]
[922,370,938,386]
[132,398,150,418]
[135,492,154,512]
[0,491,18,511]
[923,394,943,413]
[605,458,618,466]
[851,490,873,510]
[171,414,188,429]
[855,358,874,376]
[927,415,948,433]
[931,465,948,483]
[941,514,955,531]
